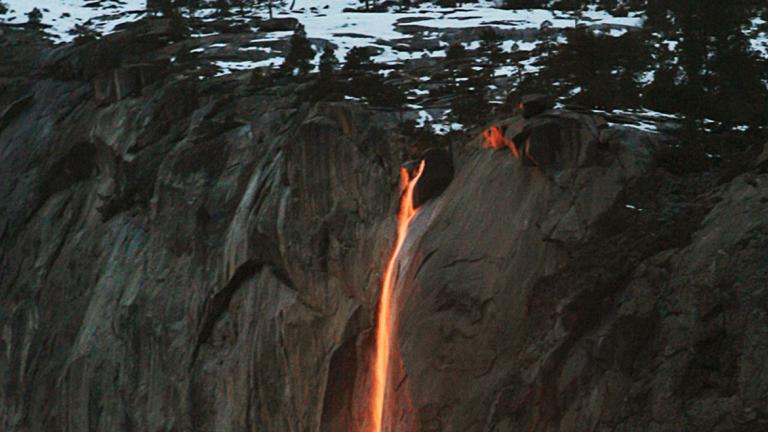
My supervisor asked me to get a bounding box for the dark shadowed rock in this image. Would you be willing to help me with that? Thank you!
[519,93,555,118]
[510,112,599,172]
[757,141,768,167]
[93,61,171,104]
[410,147,455,208]
[42,18,185,81]
[258,17,300,32]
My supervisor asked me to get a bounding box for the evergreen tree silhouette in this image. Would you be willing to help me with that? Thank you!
[343,47,373,72]
[70,23,99,44]
[654,0,768,125]
[540,27,648,109]
[446,42,467,62]
[27,7,43,25]
[231,0,249,16]
[281,26,315,76]
[451,64,491,125]
[147,0,175,16]
[479,27,502,64]
[360,0,378,11]
[318,45,339,79]
[260,0,274,19]
[213,0,231,16]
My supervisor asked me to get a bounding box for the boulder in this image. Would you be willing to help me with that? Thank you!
[519,93,555,118]
[511,112,597,172]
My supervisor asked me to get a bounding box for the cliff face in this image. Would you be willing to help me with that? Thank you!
[1,23,401,432]
[397,119,768,431]
[2,23,768,432]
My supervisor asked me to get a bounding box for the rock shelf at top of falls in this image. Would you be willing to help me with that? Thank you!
[2,17,768,432]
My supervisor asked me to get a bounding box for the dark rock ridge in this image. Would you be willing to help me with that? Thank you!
[2,23,768,432]
[410,148,455,209]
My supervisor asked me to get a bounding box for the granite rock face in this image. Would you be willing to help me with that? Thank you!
[395,118,768,432]
[2,23,767,432]
[1,24,401,432]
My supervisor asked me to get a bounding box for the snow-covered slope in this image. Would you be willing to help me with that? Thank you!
[1,0,146,42]
[283,0,641,62]
[2,0,764,135]
[1,0,640,49]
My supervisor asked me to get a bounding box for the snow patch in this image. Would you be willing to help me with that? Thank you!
[2,0,145,43]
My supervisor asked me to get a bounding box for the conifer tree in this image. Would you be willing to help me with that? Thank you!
[664,0,766,125]
[213,0,231,16]
[70,23,99,44]
[446,42,467,62]
[231,0,249,16]
[27,8,43,25]
[319,45,339,79]
[451,65,491,125]
[343,47,373,73]
[479,27,503,64]
[257,0,274,19]
[147,0,175,16]
[281,26,315,76]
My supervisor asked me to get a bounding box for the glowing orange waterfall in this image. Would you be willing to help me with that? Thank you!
[369,160,426,432]
[482,126,520,159]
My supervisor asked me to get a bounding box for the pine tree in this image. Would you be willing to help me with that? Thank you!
[446,42,467,62]
[665,0,766,125]
[70,23,99,44]
[371,80,406,111]
[451,66,491,125]
[537,26,650,109]
[147,0,175,16]
[479,27,503,64]
[598,0,618,11]
[319,45,339,79]
[0,2,8,15]
[644,0,671,29]
[27,8,43,25]
[281,26,315,76]
[703,3,766,125]
[343,47,373,73]
[231,0,249,16]
[213,0,231,16]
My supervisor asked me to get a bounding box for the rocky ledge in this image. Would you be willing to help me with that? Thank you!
[1,20,768,432]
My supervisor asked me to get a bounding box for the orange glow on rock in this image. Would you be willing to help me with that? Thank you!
[370,160,426,432]
[482,126,520,159]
